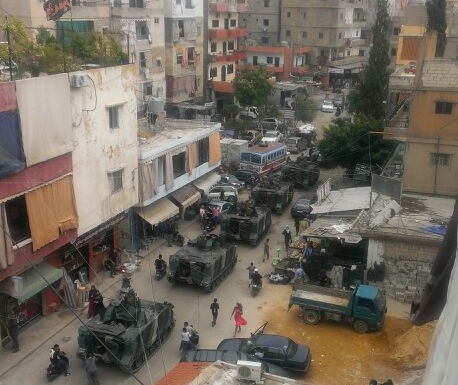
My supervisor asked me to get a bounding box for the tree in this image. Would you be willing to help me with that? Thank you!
[350,0,390,120]
[295,91,317,122]
[318,116,394,173]
[233,67,274,109]
[426,0,447,57]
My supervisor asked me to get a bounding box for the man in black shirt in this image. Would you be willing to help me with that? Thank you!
[210,298,219,327]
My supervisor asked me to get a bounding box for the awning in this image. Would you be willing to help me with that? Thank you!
[169,185,201,209]
[0,262,63,304]
[192,172,221,194]
[135,198,179,227]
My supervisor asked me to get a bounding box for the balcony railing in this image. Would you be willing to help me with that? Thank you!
[384,118,409,128]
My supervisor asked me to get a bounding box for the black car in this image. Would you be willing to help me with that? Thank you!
[217,324,311,373]
[230,170,260,187]
[290,198,312,219]
[180,349,291,377]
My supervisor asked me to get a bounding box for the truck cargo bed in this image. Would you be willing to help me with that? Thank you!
[292,290,350,307]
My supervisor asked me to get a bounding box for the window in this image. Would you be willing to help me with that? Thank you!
[435,102,453,114]
[209,67,217,78]
[108,169,123,194]
[431,153,452,166]
[393,27,400,35]
[263,19,269,26]
[176,0,181,4]
[211,41,217,53]
[391,47,397,56]
[176,54,183,65]
[264,0,269,6]
[227,64,234,74]
[154,18,159,24]
[287,12,291,17]
[5,196,31,243]
[198,137,209,165]
[261,36,269,44]
[146,84,153,95]
[357,298,375,313]
[286,30,291,37]
[212,20,219,28]
[178,20,184,37]
[319,32,324,39]
[185,0,193,8]
[108,106,119,129]
[230,19,236,27]
[129,0,144,7]
[173,152,186,178]
[156,58,162,67]
[302,31,307,38]
[266,57,273,64]
[339,32,342,39]
[303,11,306,19]
[262,347,284,360]
[358,49,364,56]
[139,52,146,68]
[228,40,235,51]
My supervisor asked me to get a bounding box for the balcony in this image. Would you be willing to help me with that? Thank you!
[384,104,410,139]
[210,80,234,94]
[209,28,248,40]
[210,51,246,62]
[209,1,237,13]
[236,63,284,73]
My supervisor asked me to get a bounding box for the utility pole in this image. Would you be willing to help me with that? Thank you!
[6,17,13,81]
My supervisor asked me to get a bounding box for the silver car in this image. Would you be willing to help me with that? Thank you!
[321,100,334,113]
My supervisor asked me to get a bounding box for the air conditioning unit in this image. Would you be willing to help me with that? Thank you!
[236,360,262,382]
[70,74,87,88]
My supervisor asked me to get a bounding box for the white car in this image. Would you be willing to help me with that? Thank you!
[208,185,238,202]
[239,106,259,120]
[261,130,283,143]
[321,100,334,113]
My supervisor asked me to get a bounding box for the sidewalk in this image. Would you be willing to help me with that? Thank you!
[0,216,199,379]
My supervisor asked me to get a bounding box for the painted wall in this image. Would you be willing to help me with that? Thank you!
[70,65,139,236]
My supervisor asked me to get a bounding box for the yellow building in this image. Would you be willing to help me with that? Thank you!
[385,33,458,196]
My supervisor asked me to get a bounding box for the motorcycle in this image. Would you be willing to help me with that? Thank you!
[119,275,131,299]
[46,361,66,381]
[155,263,167,280]
[335,106,342,117]
[250,281,262,297]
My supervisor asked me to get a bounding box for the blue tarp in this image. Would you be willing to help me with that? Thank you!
[425,225,447,236]
[0,111,25,178]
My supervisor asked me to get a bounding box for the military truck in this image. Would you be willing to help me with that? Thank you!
[220,203,271,246]
[168,234,237,291]
[281,155,320,188]
[288,283,386,333]
[77,290,175,373]
[251,176,294,214]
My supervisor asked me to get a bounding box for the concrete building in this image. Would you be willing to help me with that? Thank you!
[207,0,248,109]
[164,0,205,113]
[385,33,458,196]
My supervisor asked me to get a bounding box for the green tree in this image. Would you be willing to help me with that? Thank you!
[426,0,447,57]
[295,91,317,122]
[233,67,274,109]
[318,116,394,172]
[350,0,390,120]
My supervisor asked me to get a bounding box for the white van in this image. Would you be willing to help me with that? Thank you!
[239,106,259,120]
[286,137,307,153]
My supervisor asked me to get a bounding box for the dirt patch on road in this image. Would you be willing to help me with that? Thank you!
[260,286,435,385]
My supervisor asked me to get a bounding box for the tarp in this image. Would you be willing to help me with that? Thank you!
[0,111,26,178]
[193,173,221,195]
[169,185,201,210]
[135,198,179,227]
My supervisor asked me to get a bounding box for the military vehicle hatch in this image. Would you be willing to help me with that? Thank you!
[251,176,294,214]
[168,234,237,291]
[281,155,320,188]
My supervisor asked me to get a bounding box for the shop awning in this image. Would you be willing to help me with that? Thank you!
[192,172,221,194]
[135,198,179,227]
[169,185,201,209]
[0,262,63,304]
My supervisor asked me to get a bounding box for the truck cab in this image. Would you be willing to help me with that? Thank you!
[351,285,386,331]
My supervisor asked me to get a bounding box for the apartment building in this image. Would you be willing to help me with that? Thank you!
[385,33,458,196]
[207,0,248,109]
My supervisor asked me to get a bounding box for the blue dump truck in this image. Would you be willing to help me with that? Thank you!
[288,283,386,333]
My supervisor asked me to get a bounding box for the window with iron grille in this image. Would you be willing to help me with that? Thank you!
[431,153,452,166]
[108,106,119,129]
[108,169,123,194]
[435,102,453,115]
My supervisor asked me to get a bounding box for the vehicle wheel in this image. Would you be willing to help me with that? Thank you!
[303,310,320,325]
[353,320,369,333]
[228,196,237,203]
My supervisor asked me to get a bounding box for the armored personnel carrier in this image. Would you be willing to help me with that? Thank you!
[251,176,294,214]
[168,234,237,291]
[281,155,320,188]
[77,290,175,373]
[220,202,271,246]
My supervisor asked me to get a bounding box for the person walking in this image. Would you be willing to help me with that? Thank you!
[246,262,255,285]
[7,310,19,353]
[210,298,219,327]
[179,327,191,351]
[199,205,206,229]
[263,238,270,262]
[230,302,247,337]
[282,225,292,254]
[294,218,300,236]
[88,286,98,318]
[85,352,100,385]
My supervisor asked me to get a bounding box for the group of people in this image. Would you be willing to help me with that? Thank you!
[88,286,104,319]
[247,262,263,287]
[179,321,199,351]
[199,204,221,229]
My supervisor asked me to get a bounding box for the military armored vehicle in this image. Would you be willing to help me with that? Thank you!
[220,202,271,246]
[77,290,175,373]
[168,234,237,291]
[251,176,294,214]
[281,155,320,188]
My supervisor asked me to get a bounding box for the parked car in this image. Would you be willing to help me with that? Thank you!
[239,106,259,120]
[321,100,334,113]
[219,174,244,190]
[286,137,308,153]
[333,94,345,109]
[181,349,291,377]
[230,170,261,187]
[217,323,312,373]
[261,118,284,131]
[290,197,313,219]
[261,130,283,143]
[208,185,238,202]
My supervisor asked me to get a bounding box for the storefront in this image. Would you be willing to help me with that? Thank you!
[169,185,201,219]
[0,262,63,344]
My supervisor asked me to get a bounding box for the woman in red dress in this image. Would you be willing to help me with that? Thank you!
[230,302,247,337]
